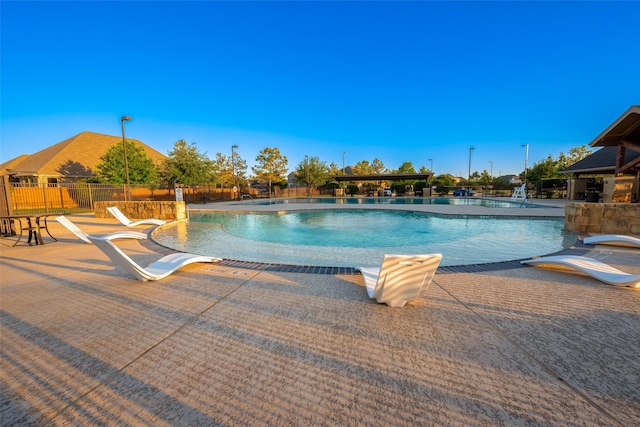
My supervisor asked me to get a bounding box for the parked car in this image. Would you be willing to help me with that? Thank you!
[383,188,392,196]
[453,189,476,197]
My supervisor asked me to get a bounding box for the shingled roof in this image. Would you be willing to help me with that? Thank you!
[561,146,640,175]
[3,131,167,182]
[0,155,31,174]
[561,106,640,176]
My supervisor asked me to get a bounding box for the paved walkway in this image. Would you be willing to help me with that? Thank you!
[1,211,639,426]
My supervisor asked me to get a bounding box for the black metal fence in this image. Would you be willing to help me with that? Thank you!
[1,182,319,214]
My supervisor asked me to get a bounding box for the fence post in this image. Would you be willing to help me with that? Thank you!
[0,176,13,216]
[59,185,65,211]
[42,184,49,213]
[88,183,94,211]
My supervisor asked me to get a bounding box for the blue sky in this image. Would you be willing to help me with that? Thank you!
[1,1,639,177]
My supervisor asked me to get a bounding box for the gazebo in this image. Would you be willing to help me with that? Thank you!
[331,173,433,196]
[563,105,639,203]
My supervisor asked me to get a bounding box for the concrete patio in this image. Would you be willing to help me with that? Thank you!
[1,212,638,426]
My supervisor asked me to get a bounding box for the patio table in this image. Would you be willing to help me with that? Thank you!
[0,214,58,246]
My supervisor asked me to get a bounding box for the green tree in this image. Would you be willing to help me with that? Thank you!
[478,170,494,185]
[352,160,373,175]
[159,140,215,186]
[431,174,456,192]
[96,140,158,184]
[295,156,330,196]
[252,146,288,197]
[469,171,481,182]
[232,150,248,185]
[213,151,248,188]
[557,145,593,170]
[397,161,416,174]
[527,156,558,182]
[328,161,342,176]
[391,161,418,192]
[525,145,593,182]
[371,158,386,174]
[213,153,232,185]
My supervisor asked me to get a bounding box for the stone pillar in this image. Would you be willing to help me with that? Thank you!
[602,176,635,203]
[567,179,587,201]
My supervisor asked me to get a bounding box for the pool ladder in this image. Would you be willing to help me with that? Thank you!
[241,194,255,204]
[519,194,533,207]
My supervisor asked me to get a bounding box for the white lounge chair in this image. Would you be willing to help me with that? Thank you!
[107,206,166,227]
[356,254,443,307]
[583,234,640,248]
[87,235,221,281]
[56,215,147,244]
[521,255,640,288]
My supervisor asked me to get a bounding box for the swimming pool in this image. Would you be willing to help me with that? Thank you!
[154,210,574,268]
[242,197,541,208]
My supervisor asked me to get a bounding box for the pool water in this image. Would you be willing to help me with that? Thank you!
[154,210,574,268]
[243,197,542,208]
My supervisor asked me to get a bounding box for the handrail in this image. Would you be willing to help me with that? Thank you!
[519,193,533,207]
[241,194,255,204]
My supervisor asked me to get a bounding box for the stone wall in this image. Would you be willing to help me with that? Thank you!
[95,201,186,221]
[565,202,640,234]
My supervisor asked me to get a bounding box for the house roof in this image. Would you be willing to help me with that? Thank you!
[589,105,640,147]
[0,154,31,174]
[561,106,640,176]
[561,146,640,175]
[3,131,167,178]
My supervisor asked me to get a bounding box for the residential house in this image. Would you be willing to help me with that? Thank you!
[1,131,167,184]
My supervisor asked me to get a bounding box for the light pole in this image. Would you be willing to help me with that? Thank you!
[489,161,493,177]
[428,158,433,197]
[342,151,347,175]
[121,116,132,201]
[231,145,238,200]
[305,155,310,198]
[522,144,529,187]
[468,147,474,184]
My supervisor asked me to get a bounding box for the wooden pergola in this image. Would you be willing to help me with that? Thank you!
[331,173,433,183]
[588,105,640,178]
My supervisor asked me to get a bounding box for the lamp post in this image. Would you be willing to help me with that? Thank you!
[231,145,238,200]
[428,158,433,197]
[342,151,347,175]
[468,147,474,183]
[489,161,493,177]
[120,116,132,201]
[305,155,310,198]
[522,144,529,187]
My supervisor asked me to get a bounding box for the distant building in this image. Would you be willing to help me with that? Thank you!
[0,131,167,184]
[496,175,522,186]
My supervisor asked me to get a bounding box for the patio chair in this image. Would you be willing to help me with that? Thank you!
[56,215,147,244]
[87,235,221,281]
[583,234,640,248]
[356,254,443,307]
[107,206,166,227]
[521,255,640,288]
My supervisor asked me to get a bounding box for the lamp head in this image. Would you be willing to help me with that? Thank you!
[121,116,132,122]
